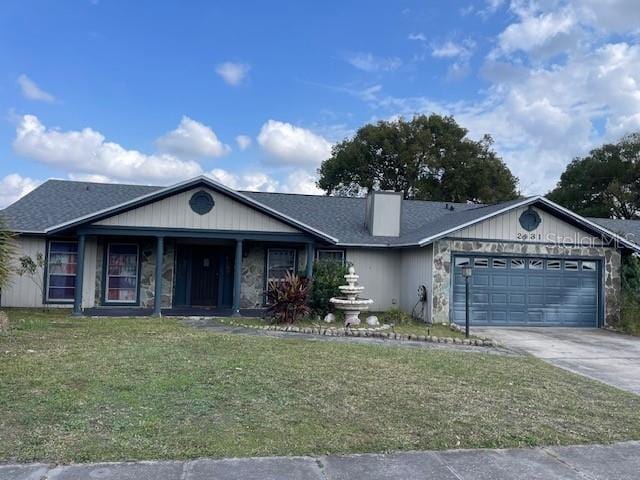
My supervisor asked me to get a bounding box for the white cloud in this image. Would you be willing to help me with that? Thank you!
[17,74,55,103]
[495,7,577,57]
[281,170,323,195]
[431,39,476,80]
[13,114,203,184]
[432,41,470,58]
[408,32,427,42]
[0,173,40,208]
[156,116,230,158]
[207,168,323,195]
[215,62,250,86]
[345,52,402,72]
[257,120,332,166]
[206,169,279,192]
[235,134,252,150]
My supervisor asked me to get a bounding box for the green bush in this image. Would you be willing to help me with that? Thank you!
[379,307,413,325]
[308,259,349,317]
[620,254,640,335]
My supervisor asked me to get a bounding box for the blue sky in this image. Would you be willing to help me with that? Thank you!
[1,0,640,207]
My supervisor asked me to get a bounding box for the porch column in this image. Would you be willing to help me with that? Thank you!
[154,236,164,316]
[232,239,243,316]
[306,243,315,279]
[72,234,86,316]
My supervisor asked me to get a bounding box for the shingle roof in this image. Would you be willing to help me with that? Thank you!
[243,191,479,245]
[589,217,640,245]
[2,179,640,249]
[0,180,160,232]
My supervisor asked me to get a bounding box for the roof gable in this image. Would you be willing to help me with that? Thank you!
[93,186,300,233]
[45,176,337,242]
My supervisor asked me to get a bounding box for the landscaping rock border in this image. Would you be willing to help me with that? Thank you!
[220,319,497,347]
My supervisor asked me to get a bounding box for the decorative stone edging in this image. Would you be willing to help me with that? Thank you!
[220,319,497,347]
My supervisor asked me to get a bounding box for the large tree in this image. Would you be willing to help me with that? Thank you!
[548,133,640,219]
[317,114,519,203]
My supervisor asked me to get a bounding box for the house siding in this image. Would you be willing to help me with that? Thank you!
[451,206,602,245]
[0,236,99,309]
[399,246,433,322]
[94,187,299,233]
[345,248,401,311]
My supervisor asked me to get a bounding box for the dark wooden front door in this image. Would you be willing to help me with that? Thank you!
[190,248,219,306]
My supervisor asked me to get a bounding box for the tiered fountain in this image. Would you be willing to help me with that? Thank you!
[330,266,374,326]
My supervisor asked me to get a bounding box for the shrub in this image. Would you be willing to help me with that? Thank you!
[266,272,311,324]
[620,254,640,335]
[0,217,16,290]
[379,307,413,325]
[309,259,349,317]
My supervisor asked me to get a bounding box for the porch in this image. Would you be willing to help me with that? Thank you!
[71,227,317,317]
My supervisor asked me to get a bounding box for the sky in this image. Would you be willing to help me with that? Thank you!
[1,0,640,208]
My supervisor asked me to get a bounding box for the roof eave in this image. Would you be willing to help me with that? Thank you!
[44,175,338,244]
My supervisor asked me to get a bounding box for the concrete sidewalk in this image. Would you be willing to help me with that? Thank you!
[3,441,639,480]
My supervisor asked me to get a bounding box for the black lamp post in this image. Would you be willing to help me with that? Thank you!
[461,265,473,338]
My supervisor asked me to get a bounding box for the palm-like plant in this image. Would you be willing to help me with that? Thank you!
[266,272,311,324]
[0,217,16,290]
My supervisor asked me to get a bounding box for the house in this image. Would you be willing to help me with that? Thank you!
[1,175,639,327]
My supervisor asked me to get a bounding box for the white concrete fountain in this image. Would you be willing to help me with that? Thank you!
[330,266,374,326]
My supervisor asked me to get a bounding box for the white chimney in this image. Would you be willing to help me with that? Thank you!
[365,191,402,237]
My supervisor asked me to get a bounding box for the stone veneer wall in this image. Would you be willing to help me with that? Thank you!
[94,238,175,308]
[139,240,175,309]
[432,239,622,326]
[240,243,266,308]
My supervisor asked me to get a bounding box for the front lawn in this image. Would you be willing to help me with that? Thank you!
[2,309,640,463]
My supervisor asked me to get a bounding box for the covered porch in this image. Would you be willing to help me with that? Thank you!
[71,226,317,317]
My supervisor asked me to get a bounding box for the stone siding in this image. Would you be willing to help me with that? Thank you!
[240,244,266,308]
[139,240,176,309]
[432,239,622,326]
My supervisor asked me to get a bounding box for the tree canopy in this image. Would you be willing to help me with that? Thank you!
[317,114,519,203]
[547,133,640,219]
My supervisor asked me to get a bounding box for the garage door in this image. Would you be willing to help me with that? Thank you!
[452,255,600,327]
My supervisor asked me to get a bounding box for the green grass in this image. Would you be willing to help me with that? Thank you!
[1,308,640,463]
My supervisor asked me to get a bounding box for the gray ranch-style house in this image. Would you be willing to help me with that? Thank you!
[2,175,640,328]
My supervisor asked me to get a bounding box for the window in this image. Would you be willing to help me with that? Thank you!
[565,260,579,271]
[105,244,139,303]
[454,257,470,267]
[511,259,525,269]
[492,258,507,268]
[474,258,489,268]
[46,241,78,302]
[547,260,561,270]
[529,259,543,270]
[582,261,597,271]
[316,249,345,264]
[267,248,296,283]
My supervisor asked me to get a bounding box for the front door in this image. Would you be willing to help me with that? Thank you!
[190,248,219,306]
[174,245,234,308]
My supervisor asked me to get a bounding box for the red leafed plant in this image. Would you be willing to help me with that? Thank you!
[266,272,311,324]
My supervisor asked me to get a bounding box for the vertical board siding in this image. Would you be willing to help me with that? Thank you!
[451,206,602,244]
[399,246,433,321]
[345,249,401,311]
[95,188,298,233]
[1,237,49,308]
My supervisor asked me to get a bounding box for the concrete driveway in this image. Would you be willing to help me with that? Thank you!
[475,327,640,394]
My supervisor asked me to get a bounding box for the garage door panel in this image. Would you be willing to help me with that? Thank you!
[528,276,545,287]
[452,255,599,327]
